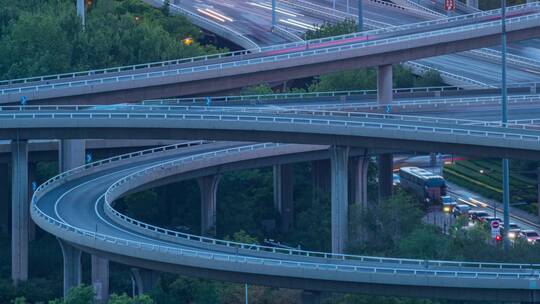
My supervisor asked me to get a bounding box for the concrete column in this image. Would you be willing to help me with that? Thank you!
[312,160,330,203]
[378,153,394,201]
[28,162,36,242]
[466,0,479,8]
[429,153,437,168]
[131,268,158,295]
[59,139,86,172]
[349,153,369,209]
[537,169,540,222]
[58,238,82,297]
[301,290,321,304]
[377,65,394,202]
[0,163,9,235]
[91,256,110,303]
[273,164,294,232]
[330,146,349,254]
[377,64,392,105]
[11,140,28,283]
[198,175,220,236]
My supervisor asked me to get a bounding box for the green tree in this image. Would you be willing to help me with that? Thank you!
[161,0,170,16]
[108,293,154,304]
[64,285,95,304]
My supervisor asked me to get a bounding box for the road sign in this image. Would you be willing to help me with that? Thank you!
[491,220,500,238]
[444,0,455,11]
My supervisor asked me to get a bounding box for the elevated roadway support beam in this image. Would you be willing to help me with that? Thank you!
[11,140,28,284]
[131,268,158,295]
[91,256,109,304]
[377,64,394,202]
[330,146,349,254]
[0,163,9,235]
[59,139,86,172]
[58,238,82,297]
[273,164,294,232]
[198,175,221,236]
[349,151,369,209]
[312,160,330,203]
[28,162,36,241]
[378,153,394,201]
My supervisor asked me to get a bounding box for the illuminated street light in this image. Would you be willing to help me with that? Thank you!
[182,37,194,46]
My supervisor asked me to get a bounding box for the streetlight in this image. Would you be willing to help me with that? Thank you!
[357,0,363,32]
[500,0,510,253]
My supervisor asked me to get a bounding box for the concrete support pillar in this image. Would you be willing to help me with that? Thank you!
[349,152,369,209]
[58,238,82,297]
[273,164,294,232]
[312,160,330,202]
[330,146,349,254]
[59,139,86,172]
[198,175,220,236]
[377,64,393,105]
[429,153,437,168]
[131,268,158,295]
[28,162,36,241]
[0,163,9,235]
[11,140,28,283]
[91,256,110,303]
[378,153,394,201]
[377,65,394,202]
[537,169,540,222]
[301,290,321,304]
[466,0,479,8]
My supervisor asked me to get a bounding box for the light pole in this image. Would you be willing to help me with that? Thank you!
[357,0,363,32]
[500,0,510,253]
[77,0,85,29]
[272,0,276,29]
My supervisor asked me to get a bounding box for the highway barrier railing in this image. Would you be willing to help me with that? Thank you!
[1,2,538,90]
[102,143,540,271]
[2,9,539,96]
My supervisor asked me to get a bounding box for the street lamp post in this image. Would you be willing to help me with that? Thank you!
[357,0,363,32]
[501,0,510,253]
[77,0,85,29]
[272,0,276,29]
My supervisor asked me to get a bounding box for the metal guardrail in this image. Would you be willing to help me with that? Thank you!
[2,9,538,96]
[1,2,537,90]
[0,102,540,132]
[2,102,540,131]
[101,142,540,271]
[27,137,540,276]
[3,107,540,142]
[403,62,493,88]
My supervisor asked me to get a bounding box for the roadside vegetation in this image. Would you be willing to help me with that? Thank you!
[444,159,539,215]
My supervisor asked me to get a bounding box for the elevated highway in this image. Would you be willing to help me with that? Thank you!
[1,4,540,104]
[30,139,540,302]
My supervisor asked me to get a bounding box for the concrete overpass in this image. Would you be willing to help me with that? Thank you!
[1,4,540,104]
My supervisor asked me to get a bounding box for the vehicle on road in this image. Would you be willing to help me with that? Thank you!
[452,204,471,217]
[483,216,502,225]
[399,167,447,203]
[441,196,457,213]
[519,230,540,244]
[468,210,490,222]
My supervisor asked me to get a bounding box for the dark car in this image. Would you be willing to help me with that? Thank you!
[468,210,490,222]
[453,204,471,217]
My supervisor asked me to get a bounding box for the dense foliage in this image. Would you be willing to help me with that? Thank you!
[0,0,223,80]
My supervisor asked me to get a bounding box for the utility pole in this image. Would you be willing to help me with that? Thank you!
[77,0,85,29]
[357,0,363,32]
[501,0,510,253]
[272,0,276,29]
